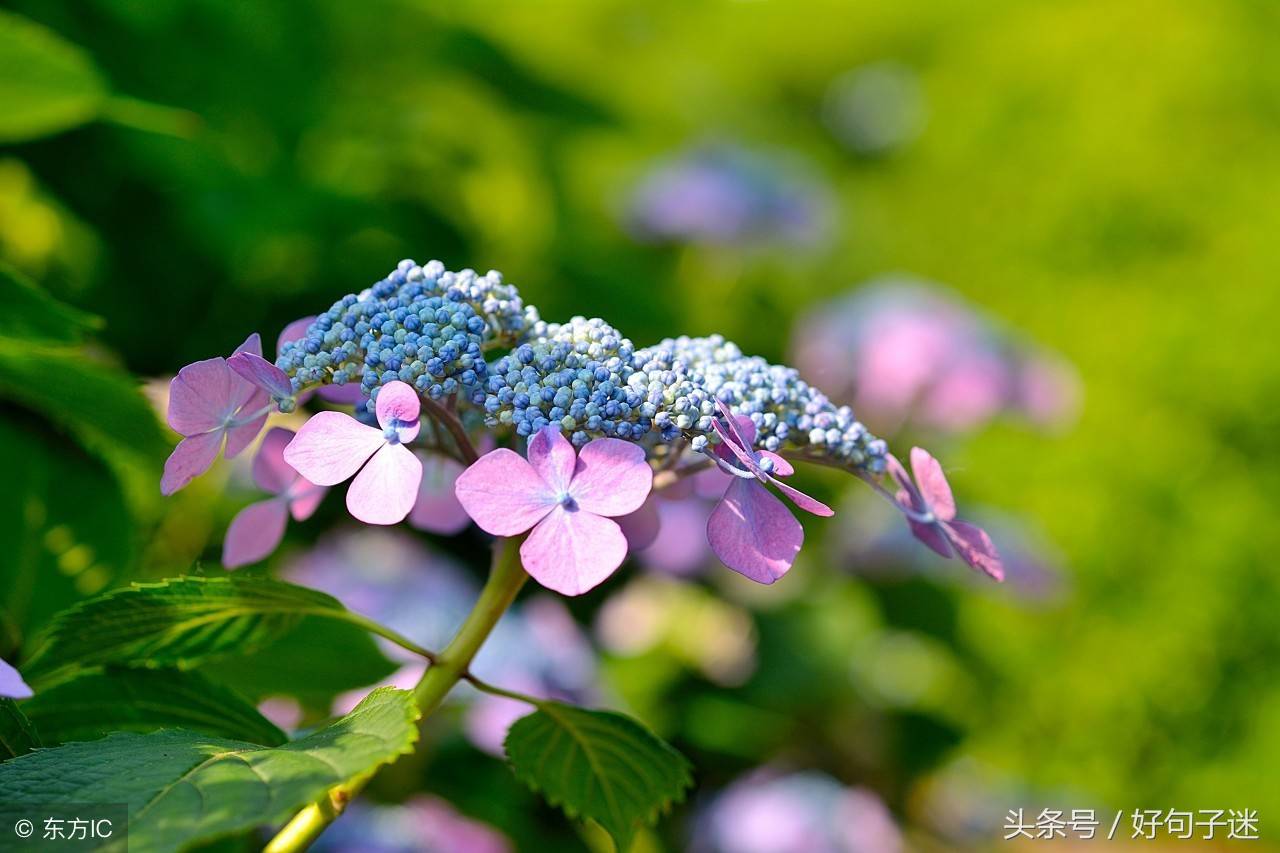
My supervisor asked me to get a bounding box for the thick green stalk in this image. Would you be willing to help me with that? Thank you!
[264,536,527,852]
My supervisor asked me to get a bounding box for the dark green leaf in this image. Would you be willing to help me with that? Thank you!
[26,575,353,680]
[22,666,285,747]
[199,615,398,711]
[0,699,41,760]
[0,416,133,642]
[504,702,693,852]
[0,338,169,465]
[0,687,420,853]
[0,10,107,142]
[0,263,101,343]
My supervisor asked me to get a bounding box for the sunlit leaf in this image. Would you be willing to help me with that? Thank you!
[0,10,107,142]
[25,575,355,681]
[0,687,420,853]
[22,666,285,747]
[504,702,692,852]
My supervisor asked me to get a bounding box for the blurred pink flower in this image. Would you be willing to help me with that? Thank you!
[312,795,511,853]
[791,279,1081,435]
[284,381,423,525]
[408,452,470,535]
[455,427,652,595]
[222,427,327,568]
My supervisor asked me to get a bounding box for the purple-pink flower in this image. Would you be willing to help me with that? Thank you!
[1,656,32,700]
[222,427,327,568]
[161,333,271,495]
[284,381,423,525]
[408,452,471,535]
[454,427,653,596]
[706,400,833,584]
[886,447,1004,581]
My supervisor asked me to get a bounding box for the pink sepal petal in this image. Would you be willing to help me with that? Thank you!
[910,447,956,521]
[167,358,232,435]
[527,427,576,493]
[409,453,471,534]
[767,475,834,517]
[223,498,290,569]
[374,381,421,442]
[233,333,263,358]
[161,430,224,495]
[757,450,794,476]
[224,387,270,458]
[228,351,293,400]
[909,519,954,559]
[346,442,422,525]
[454,449,557,536]
[520,507,627,596]
[885,454,923,513]
[0,657,33,700]
[252,427,297,494]
[288,483,327,521]
[713,398,757,447]
[946,520,1005,581]
[711,419,765,477]
[617,497,661,551]
[568,438,653,517]
[707,479,802,584]
[284,411,385,486]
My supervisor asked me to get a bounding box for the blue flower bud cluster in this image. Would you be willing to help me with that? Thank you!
[276,259,539,411]
[633,335,888,472]
[483,317,653,445]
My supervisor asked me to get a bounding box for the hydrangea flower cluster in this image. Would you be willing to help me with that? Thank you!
[274,260,539,409]
[162,259,1002,594]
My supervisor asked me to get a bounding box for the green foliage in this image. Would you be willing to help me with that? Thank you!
[504,703,692,852]
[198,615,399,712]
[0,687,420,853]
[0,338,169,465]
[25,575,357,680]
[22,666,285,747]
[0,699,41,760]
[0,416,134,646]
[0,263,101,343]
[0,9,106,142]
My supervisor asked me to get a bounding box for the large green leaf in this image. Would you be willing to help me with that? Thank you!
[504,702,693,852]
[0,687,420,853]
[22,666,285,747]
[25,575,357,682]
[0,699,41,760]
[0,416,134,641]
[199,615,399,711]
[0,338,169,465]
[0,10,107,142]
[0,263,101,343]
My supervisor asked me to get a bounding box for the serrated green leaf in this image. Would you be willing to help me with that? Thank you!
[0,263,101,343]
[504,702,693,852]
[0,687,419,853]
[25,575,354,681]
[22,666,285,747]
[0,10,107,142]
[0,338,170,465]
[199,615,398,711]
[0,699,41,760]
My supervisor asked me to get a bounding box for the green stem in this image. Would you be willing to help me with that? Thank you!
[263,537,527,852]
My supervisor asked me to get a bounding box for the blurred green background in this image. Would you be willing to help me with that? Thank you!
[2,0,1278,849]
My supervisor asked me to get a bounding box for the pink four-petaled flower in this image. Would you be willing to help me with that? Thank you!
[284,381,424,525]
[222,427,328,568]
[705,399,833,584]
[887,447,1004,580]
[455,427,653,596]
[162,334,271,495]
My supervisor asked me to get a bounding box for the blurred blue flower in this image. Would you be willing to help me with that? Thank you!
[311,795,510,853]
